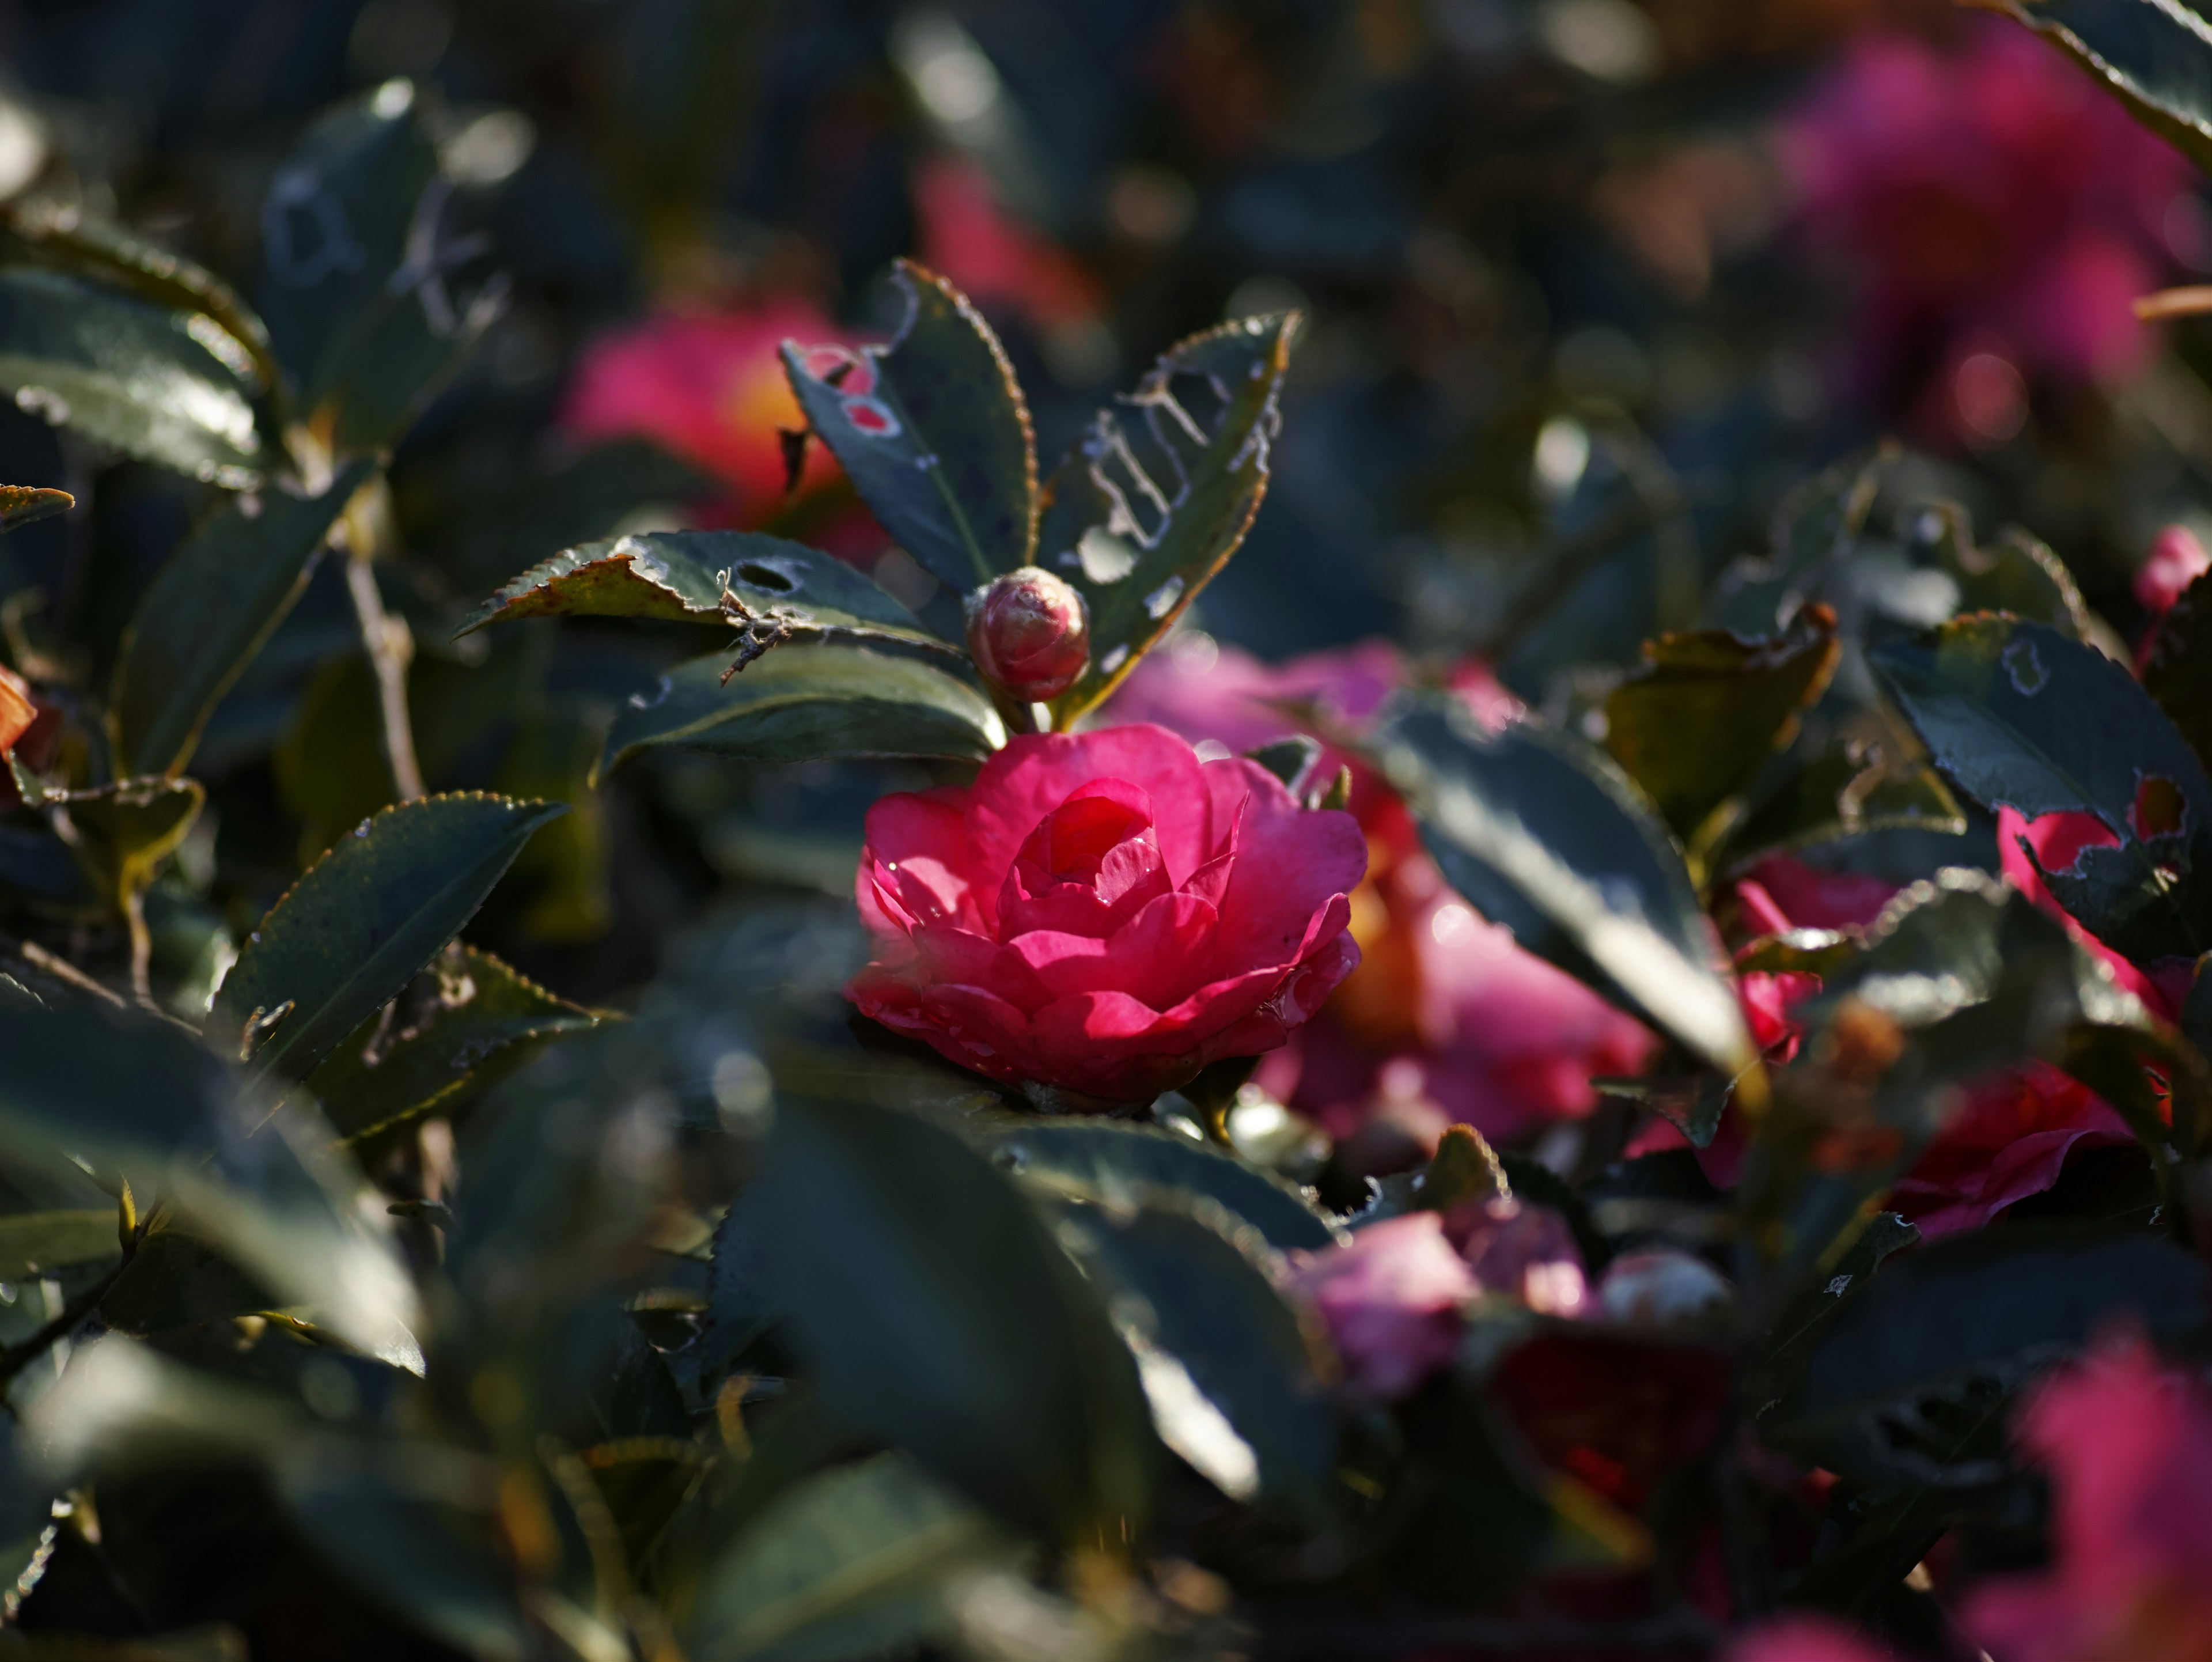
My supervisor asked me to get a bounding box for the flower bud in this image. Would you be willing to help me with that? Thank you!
[965,566,1090,703]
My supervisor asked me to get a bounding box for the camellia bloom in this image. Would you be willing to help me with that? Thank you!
[1963,1335,2212,1660]
[1778,17,2190,442]
[847,724,1366,1103]
[561,298,857,523]
[1107,639,1656,1145]
[1285,1212,1474,1400]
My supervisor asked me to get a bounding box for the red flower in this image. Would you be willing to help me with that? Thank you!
[847,724,1366,1103]
[2135,524,2211,672]
[911,156,1103,340]
[1963,1335,2212,1661]
[560,299,859,524]
[1997,805,2190,1019]
[1285,1212,1474,1400]
[1890,1061,2132,1238]
[1107,640,1656,1144]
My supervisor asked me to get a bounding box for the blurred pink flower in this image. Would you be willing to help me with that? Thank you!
[1724,1615,1886,1662]
[1107,641,1657,1146]
[1441,1195,1589,1318]
[1892,1061,2132,1237]
[912,156,1103,338]
[1997,805,2190,1019]
[2136,523,2210,669]
[1286,1211,1472,1399]
[561,298,861,524]
[1963,1334,2212,1661]
[1778,18,2190,439]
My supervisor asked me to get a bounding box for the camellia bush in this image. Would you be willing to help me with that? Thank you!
[12,4,2212,1661]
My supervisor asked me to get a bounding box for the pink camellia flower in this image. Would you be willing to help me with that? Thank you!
[965,567,1091,703]
[1441,1195,1589,1318]
[846,724,1366,1103]
[1285,1212,1474,1400]
[1997,805,2191,1019]
[1963,1334,2212,1660]
[911,156,1103,339]
[2135,524,2211,671]
[1778,17,2190,443]
[561,298,857,524]
[1107,639,1657,1146]
[1891,1061,2133,1237]
[1724,1615,1885,1662]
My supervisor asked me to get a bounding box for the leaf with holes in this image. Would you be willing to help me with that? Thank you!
[456,528,941,645]
[782,260,1035,592]
[1040,313,1297,726]
[1372,694,1755,1076]
[1869,615,2212,967]
[0,267,264,486]
[51,775,206,914]
[1604,608,1840,842]
[256,80,499,452]
[209,792,567,1079]
[2145,567,2212,770]
[1982,0,2212,173]
[111,456,376,779]
[305,945,601,1143]
[598,647,1003,779]
[1902,499,2089,635]
[759,1092,1157,1544]
[0,484,70,535]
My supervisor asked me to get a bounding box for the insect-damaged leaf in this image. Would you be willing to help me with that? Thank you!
[209,792,567,1080]
[1900,499,2089,636]
[256,79,499,452]
[0,267,264,486]
[782,259,1036,592]
[1980,0,2212,175]
[1040,312,1297,726]
[759,1092,1157,1546]
[456,528,940,645]
[111,455,376,779]
[305,945,600,1143]
[598,647,1003,779]
[43,774,206,913]
[1869,615,2212,967]
[1373,695,1756,1077]
[1604,607,1840,842]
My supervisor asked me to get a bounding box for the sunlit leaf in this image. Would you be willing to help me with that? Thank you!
[209,792,567,1079]
[1041,313,1297,725]
[0,484,70,534]
[781,259,1036,592]
[1984,0,2212,173]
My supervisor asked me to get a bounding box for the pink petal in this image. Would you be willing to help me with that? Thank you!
[1006,892,1219,1008]
[1208,785,1366,981]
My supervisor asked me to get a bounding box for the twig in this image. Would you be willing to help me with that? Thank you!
[714,574,965,685]
[2137,287,2212,324]
[344,553,425,800]
[1,934,123,1006]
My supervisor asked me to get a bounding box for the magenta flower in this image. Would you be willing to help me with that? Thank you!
[1285,1212,1474,1400]
[847,724,1366,1103]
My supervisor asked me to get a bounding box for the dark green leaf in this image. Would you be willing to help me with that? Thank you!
[2144,567,2212,770]
[1767,1227,2207,1488]
[111,457,376,779]
[690,1453,1009,1662]
[1603,608,1840,842]
[99,1227,273,1336]
[456,528,940,645]
[0,267,264,485]
[1869,615,2212,965]
[0,484,71,534]
[256,80,497,451]
[1041,313,1297,724]
[972,1114,1341,1251]
[0,1209,118,1281]
[782,259,1036,590]
[1056,1195,1336,1515]
[1901,499,2089,635]
[0,824,97,912]
[1984,0,2212,173]
[1245,734,1323,796]
[209,792,567,1079]
[1372,694,1755,1076]
[305,945,601,1143]
[597,648,1003,780]
[760,1093,1156,1544]
[1749,1212,1919,1419]
[46,775,204,908]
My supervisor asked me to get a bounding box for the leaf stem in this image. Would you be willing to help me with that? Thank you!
[344,552,425,801]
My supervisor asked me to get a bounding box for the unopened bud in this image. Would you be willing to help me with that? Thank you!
[965,566,1090,702]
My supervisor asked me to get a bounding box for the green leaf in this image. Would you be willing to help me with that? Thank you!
[782,259,1036,591]
[1868,615,2212,965]
[256,80,498,451]
[1765,1226,2207,1489]
[971,1113,1342,1251]
[98,1226,273,1337]
[0,1210,118,1281]
[0,484,70,534]
[1984,0,2212,173]
[1056,1195,1336,1515]
[0,824,97,913]
[275,654,397,868]
[456,528,940,645]
[1603,608,1841,842]
[2143,567,2212,769]
[111,456,376,779]
[1901,499,2089,635]
[305,945,601,1144]
[759,1093,1157,1544]
[597,647,1003,781]
[49,775,206,910]
[690,1453,1010,1662]
[1748,1211,1919,1420]
[0,267,264,486]
[1041,313,1298,725]
[1372,694,1756,1076]
[209,792,567,1080]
